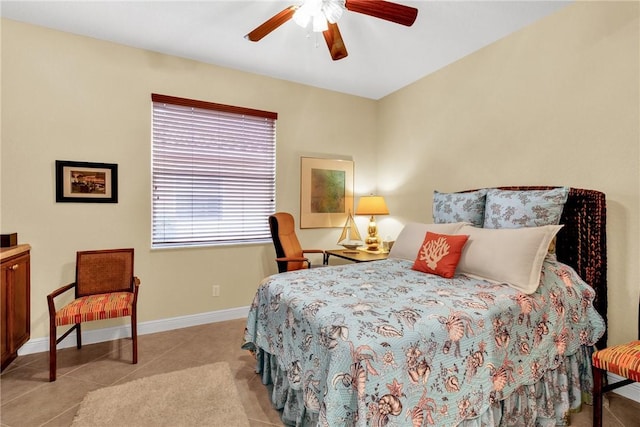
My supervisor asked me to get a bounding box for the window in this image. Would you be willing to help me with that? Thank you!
[151,94,276,248]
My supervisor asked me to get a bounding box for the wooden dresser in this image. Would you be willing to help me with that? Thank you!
[1,244,31,371]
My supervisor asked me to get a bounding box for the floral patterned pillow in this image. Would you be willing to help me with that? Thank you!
[433,189,487,227]
[483,187,569,229]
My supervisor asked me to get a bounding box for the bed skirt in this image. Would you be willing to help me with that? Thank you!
[251,345,596,427]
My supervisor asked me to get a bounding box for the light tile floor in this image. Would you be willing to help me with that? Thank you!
[1,318,638,426]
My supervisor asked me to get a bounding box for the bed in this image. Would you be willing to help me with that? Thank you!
[243,186,607,426]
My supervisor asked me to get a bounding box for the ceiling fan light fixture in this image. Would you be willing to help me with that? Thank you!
[312,13,329,32]
[292,5,311,28]
[293,0,344,32]
[323,1,344,24]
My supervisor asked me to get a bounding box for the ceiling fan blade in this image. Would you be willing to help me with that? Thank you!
[345,0,418,26]
[245,6,297,42]
[323,22,348,61]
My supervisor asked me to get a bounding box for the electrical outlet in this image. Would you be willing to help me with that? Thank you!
[212,285,220,297]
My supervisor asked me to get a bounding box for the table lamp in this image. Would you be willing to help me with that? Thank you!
[355,195,389,251]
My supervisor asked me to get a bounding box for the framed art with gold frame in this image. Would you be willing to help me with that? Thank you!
[300,157,354,228]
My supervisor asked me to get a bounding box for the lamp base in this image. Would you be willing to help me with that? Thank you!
[364,235,380,251]
[364,215,381,250]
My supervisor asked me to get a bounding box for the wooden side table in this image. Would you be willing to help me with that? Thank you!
[324,249,388,264]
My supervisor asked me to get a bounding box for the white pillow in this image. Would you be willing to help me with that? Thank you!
[456,224,562,294]
[389,222,468,261]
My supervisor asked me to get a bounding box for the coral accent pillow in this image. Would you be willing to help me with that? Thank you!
[412,232,469,278]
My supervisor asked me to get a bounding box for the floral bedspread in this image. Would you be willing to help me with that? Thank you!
[243,258,605,426]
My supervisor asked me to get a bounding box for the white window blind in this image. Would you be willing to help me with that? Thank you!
[151,94,276,248]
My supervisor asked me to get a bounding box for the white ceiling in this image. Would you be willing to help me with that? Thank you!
[0,1,570,100]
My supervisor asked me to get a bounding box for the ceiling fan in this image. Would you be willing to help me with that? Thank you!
[245,0,418,61]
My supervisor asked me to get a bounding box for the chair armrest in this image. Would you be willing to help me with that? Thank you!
[47,283,75,316]
[48,283,75,300]
[276,255,324,271]
[132,276,141,304]
[301,250,324,268]
[276,256,311,269]
[275,256,309,263]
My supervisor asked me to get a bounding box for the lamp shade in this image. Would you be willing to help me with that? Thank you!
[355,196,389,216]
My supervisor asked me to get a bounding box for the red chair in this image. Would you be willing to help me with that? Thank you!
[591,296,640,426]
[47,248,140,381]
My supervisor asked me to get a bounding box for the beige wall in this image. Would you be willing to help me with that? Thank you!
[1,19,377,340]
[378,1,639,345]
[2,1,638,347]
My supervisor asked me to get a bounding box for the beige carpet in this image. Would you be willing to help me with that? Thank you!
[71,362,250,427]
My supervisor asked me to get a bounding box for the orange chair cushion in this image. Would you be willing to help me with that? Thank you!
[55,292,134,326]
[592,340,640,382]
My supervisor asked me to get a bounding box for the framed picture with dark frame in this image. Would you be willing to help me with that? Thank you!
[300,157,354,228]
[55,160,118,203]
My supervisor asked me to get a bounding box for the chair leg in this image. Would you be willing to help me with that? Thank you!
[49,320,57,382]
[593,366,604,427]
[50,323,81,381]
[76,323,82,349]
[131,313,138,364]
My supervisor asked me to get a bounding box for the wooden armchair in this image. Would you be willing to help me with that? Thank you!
[268,212,324,273]
[47,248,140,381]
[591,295,640,426]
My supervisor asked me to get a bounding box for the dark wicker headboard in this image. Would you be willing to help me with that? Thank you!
[467,186,608,348]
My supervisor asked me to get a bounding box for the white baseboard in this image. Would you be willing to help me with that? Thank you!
[18,305,250,356]
[18,308,640,405]
[608,373,640,403]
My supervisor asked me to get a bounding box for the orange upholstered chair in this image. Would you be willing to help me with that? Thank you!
[47,248,140,381]
[591,296,640,426]
[269,212,324,273]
